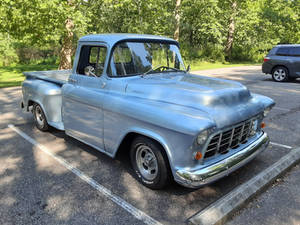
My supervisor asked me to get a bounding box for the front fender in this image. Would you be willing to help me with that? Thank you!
[103,92,217,172]
[251,93,275,109]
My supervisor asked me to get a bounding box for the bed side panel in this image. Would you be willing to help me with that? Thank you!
[22,78,64,130]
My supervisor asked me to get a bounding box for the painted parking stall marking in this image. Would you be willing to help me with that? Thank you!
[8,124,162,225]
[189,147,300,225]
[270,142,293,149]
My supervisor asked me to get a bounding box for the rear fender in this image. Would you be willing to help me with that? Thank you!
[22,79,64,130]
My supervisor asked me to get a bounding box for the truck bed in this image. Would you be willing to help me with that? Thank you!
[23,70,72,85]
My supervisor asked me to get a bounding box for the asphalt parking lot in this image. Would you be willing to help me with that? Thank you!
[0,66,299,225]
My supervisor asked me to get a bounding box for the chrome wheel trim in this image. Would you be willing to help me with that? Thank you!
[273,69,286,81]
[135,144,158,180]
[35,105,45,127]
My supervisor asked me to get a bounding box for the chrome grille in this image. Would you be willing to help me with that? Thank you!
[204,119,254,159]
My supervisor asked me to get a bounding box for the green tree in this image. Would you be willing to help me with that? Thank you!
[180,0,224,61]
[0,0,88,69]
[86,0,175,36]
[231,0,299,61]
[174,0,182,41]
[0,0,299,66]
[0,33,18,66]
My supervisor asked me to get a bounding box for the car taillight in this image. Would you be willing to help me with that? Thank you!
[263,57,270,62]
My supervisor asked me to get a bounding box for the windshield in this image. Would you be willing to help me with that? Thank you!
[108,41,185,77]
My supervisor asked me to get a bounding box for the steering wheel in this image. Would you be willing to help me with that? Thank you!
[151,65,164,73]
[84,66,97,77]
[142,65,181,77]
[158,66,169,72]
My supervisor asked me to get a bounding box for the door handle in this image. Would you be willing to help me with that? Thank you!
[69,78,77,83]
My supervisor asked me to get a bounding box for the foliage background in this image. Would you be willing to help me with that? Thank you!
[0,0,299,67]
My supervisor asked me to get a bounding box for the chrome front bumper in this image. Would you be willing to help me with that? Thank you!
[175,132,270,188]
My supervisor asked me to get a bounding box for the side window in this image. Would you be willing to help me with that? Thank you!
[289,47,300,56]
[77,45,107,76]
[89,47,99,64]
[276,47,292,56]
[268,47,278,56]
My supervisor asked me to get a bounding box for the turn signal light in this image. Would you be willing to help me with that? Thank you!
[261,122,266,128]
[194,152,202,160]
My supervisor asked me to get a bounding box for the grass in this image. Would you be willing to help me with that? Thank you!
[189,61,260,71]
[0,64,57,88]
[0,61,260,88]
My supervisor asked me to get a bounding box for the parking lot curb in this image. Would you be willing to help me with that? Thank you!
[188,147,300,225]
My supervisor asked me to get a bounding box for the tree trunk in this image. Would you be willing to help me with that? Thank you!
[58,18,74,70]
[225,1,237,60]
[174,0,181,42]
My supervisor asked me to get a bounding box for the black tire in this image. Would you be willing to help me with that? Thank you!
[272,66,289,82]
[130,136,171,189]
[33,103,49,131]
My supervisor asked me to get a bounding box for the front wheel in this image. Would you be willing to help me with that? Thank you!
[130,136,171,189]
[33,103,49,131]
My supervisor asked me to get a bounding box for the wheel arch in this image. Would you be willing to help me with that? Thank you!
[271,65,289,75]
[27,99,50,122]
[115,130,173,172]
[27,100,35,110]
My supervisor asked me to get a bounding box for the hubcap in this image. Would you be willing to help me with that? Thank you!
[273,69,286,81]
[35,106,44,126]
[136,145,158,180]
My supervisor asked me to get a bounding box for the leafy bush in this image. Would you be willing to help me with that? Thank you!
[181,43,225,63]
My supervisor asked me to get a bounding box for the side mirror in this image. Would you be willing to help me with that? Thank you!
[186,64,191,73]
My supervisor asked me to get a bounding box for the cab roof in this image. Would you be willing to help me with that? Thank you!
[79,33,179,46]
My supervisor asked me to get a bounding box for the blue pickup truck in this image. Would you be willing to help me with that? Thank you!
[21,34,275,189]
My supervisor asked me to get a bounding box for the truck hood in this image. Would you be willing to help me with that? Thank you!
[125,73,266,128]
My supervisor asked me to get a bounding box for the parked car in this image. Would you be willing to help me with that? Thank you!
[262,44,300,82]
[22,34,275,189]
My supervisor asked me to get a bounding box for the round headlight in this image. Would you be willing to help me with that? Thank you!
[197,130,208,145]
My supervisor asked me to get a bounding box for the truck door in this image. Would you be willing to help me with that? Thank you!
[62,44,108,151]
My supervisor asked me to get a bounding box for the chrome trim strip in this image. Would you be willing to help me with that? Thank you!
[239,123,245,142]
[246,119,253,137]
[175,132,269,188]
[228,127,235,149]
[217,132,222,152]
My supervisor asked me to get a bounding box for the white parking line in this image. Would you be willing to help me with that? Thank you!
[270,142,293,149]
[8,124,162,225]
[189,147,300,225]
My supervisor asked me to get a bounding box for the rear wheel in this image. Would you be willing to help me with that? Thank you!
[33,103,49,131]
[272,66,289,82]
[130,136,171,189]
